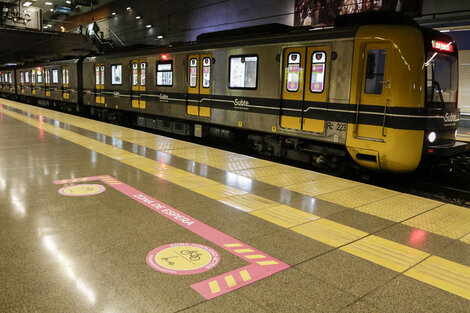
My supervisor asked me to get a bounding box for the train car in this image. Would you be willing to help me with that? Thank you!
[3,11,467,173]
[15,59,82,110]
[0,69,16,96]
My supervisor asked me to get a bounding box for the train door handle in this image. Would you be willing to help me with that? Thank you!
[380,80,390,88]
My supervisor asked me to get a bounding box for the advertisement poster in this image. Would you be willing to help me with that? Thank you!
[294,0,423,27]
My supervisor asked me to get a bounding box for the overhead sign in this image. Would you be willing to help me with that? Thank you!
[54,6,71,15]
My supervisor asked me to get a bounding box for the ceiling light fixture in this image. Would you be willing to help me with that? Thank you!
[23,1,32,6]
[126,7,131,11]
[136,16,141,19]
[66,0,71,3]
[146,25,151,28]
[112,12,116,16]
[157,35,163,39]
[45,2,53,5]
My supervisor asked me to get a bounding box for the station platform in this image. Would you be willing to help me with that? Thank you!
[1,99,469,313]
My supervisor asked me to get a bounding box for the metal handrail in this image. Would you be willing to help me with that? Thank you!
[110,28,126,46]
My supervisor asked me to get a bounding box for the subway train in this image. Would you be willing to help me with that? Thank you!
[0,11,467,173]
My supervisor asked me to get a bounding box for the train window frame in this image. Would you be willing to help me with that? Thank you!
[111,64,123,86]
[132,62,138,86]
[140,62,146,87]
[202,57,211,89]
[189,57,198,88]
[37,69,43,84]
[286,52,301,92]
[95,65,100,86]
[310,51,327,93]
[364,49,386,95]
[52,69,59,84]
[228,54,258,90]
[156,60,173,87]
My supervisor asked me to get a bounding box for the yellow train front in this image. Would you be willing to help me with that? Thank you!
[340,13,464,173]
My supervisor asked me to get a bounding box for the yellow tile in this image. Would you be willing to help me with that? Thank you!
[239,270,252,282]
[219,193,279,212]
[403,204,470,239]
[224,275,237,288]
[245,254,266,259]
[232,165,299,179]
[192,184,246,200]
[257,260,279,266]
[317,185,398,208]
[341,235,429,272]
[256,171,320,187]
[234,249,254,253]
[224,243,243,247]
[405,256,470,300]
[292,218,368,247]
[250,205,319,228]
[461,233,470,245]
[168,176,219,189]
[209,281,221,294]
[286,177,359,197]
[357,194,442,222]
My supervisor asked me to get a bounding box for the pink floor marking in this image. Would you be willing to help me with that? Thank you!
[54,175,290,299]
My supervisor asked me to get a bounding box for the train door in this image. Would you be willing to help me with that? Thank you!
[45,69,50,97]
[131,59,147,109]
[186,54,211,117]
[354,44,391,141]
[280,46,330,132]
[95,64,105,105]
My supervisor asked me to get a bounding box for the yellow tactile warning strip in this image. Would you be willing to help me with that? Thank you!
[403,204,470,239]
[405,256,470,300]
[2,101,470,301]
[461,233,470,245]
[219,193,279,212]
[292,219,368,247]
[250,205,319,228]
[356,194,442,222]
[341,235,430,272]
[317,184,399,208]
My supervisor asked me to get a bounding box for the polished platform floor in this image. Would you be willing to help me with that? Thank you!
[1,99,469,313]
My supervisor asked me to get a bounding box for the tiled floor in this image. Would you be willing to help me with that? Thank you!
[0,100,469,312]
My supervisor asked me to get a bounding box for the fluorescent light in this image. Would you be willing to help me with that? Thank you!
[50,8,53,11]
[112,12,116,16]
[23,1,32,6]
[126,7,131,10]
[66,0,71,3]
[157,35,163,39]
[136,16,141,19]
[146,24,151,28]
[45,2,53,5]
[440,29,450,33]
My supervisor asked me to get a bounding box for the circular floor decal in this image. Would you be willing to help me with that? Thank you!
[58,184,106,197]
[147,243,220,275]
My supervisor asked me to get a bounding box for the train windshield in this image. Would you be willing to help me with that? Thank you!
[425,52,458,109]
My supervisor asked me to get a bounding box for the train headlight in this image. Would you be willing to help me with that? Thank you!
[428,132,437,143]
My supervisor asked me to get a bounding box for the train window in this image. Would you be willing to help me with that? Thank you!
[202,57,211,88]
[20,72,24,84]
[189,58,197,88]
[101,66,105,86]
[141,62,146,86]
[287,53,301,92]
[132,62,138,86]
[364,49,386,94]
[32,70,36,84]
[37,69,43,83]
[310,52,326,93]
[0,74,2,83]
[9,73,12,83]
[44,70,49,84]
[111,64,122,85]
[156,60,173,86]
[52,69,59,84]
[95,65,100,85]
[62,68,69,85]
[25,71,29,83]
[229,55,258,89]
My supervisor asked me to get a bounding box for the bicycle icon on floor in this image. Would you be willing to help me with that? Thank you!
[180,250,202,261]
